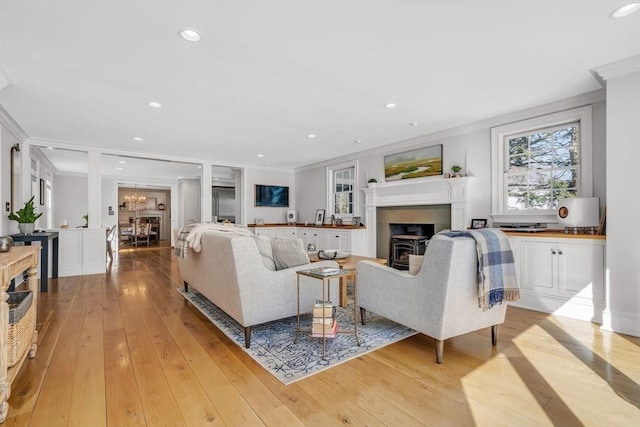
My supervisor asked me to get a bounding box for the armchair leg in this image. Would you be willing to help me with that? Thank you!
[359,307,367,325]
[491,324,499,346]
[435,340,444,364]
[244,327,251,348]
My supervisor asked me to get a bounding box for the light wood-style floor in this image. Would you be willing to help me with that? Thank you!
[5,246,639,426]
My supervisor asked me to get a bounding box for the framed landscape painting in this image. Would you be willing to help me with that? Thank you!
[384,144,443,181]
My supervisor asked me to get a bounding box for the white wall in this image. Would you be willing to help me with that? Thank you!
[54,174,88,228]
[296,93,607,231]
[599,62,640,337]
[244,168,294,224]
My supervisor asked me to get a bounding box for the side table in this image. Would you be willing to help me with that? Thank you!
[295,267,360,359]
[10,231,59,292]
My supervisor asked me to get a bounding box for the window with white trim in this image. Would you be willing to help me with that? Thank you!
[327,161,358,217]
[491,106,592,223]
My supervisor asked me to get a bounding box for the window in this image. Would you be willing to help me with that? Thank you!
[327,161,358,217]
[491,106,592,223]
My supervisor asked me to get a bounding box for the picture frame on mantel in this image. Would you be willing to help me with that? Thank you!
[315,209,325,226]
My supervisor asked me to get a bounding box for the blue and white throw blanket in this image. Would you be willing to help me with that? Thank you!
[439,229,519,311]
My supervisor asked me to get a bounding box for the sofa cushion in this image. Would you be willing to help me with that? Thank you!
[409,255,424,275]
[253,235,277,271]
[271,237,310,270]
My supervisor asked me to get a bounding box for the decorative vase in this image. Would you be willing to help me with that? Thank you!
[18,223,35,235]
[0,236,13,252]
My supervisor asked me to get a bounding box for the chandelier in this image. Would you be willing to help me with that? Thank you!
[125,189,147,211]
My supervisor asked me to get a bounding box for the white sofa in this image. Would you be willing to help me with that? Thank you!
[357,234,507,363]
[178,231,339,348]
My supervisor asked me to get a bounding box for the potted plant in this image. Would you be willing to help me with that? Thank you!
[367,178,378,188]
[451,165,462,177]
[8,196,43,235]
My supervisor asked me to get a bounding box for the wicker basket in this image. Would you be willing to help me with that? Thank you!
[7,291,35,368]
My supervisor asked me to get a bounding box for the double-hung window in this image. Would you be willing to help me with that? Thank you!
[327,161,358,217]
[491,106,592,223]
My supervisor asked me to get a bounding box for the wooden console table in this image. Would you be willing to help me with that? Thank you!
[0,246,39,423]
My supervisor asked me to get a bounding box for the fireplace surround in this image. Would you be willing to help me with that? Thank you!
[362,177,474,258]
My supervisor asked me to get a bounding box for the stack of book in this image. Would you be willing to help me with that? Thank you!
[312,300,338,338]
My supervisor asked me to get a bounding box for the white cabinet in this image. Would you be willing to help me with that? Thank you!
[325,230,351,251]
[252,227,366,255]
[511,235,605,323]
[254,227,297,239]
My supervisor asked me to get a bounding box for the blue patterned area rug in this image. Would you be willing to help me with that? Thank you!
[179,288,417,384]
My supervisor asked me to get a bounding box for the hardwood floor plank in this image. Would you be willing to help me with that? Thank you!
[104,328,147,426]
[136,299,226,426]
[68,275,107,426]
[27,277,87,426]
[119,299,187,426]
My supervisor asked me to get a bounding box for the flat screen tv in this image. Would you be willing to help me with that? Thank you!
[255,184,289,207]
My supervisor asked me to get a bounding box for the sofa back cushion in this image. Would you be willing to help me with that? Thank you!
[271,237,310,270]
[253,235,277,271]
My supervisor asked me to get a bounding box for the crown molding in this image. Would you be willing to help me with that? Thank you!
[591,54,640,81]
[0,104,28,141]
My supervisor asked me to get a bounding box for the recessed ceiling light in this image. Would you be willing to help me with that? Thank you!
[116,167,123,171]
[257,154,265,158]
[118,160,126,164]
[197,165,202,169]
[610,2,640,18]
[307,134,317,139]
[178,28,203,42]
[409,122,419,126]
[384,103,397,109]
[147,102,162,108]
[354,139,362,144]
[132,137,143,142]
[47,146,54,150]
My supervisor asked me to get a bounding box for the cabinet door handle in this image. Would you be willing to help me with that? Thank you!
[558,250,563,255]
[551,249,556,255]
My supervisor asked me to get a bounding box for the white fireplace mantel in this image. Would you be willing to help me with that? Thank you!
[360,177,474,256]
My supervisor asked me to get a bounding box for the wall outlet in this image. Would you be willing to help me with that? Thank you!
[5,202,10,212]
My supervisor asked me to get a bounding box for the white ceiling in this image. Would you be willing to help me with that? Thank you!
[1,1,639,172]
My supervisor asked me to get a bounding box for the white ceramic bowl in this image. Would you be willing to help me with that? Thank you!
[317,249,351,260]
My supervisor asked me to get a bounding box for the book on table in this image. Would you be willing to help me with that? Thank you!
[312,320,339,338]
[308,267,343,276]
[313,300,335,318]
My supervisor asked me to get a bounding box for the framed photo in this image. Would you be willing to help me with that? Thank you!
[384,144,443,182]
[39,179,45,205]
[255,184,289,207]
[471,218,487,229]
[315,209,325,226]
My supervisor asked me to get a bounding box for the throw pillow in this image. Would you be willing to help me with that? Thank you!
[408,254,424,275]
[271,237,310,270]
[253,235,276,271]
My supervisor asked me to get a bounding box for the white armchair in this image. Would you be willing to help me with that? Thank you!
[357,235,507,363]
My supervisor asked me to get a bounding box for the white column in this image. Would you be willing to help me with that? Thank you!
[87,150,101,228]
[201,161,212,222]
